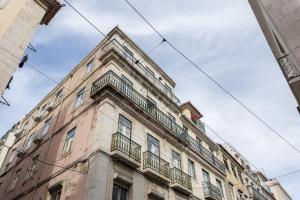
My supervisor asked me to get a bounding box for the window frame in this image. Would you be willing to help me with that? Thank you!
[85,59,94,74]
[216,179,224,197]
[112,183,128,200]
[74,88,85,109]
[147,134,160,156]
[42,118,52,136]
[62,128,76,155]
[172,150,181,169]
[188,159,196,179]
[202,169,210,183]
[117,115,132,139]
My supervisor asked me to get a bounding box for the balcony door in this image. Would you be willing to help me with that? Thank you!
[147,134,160,156]
[202,170,210,183]
[118,115,132,139]
[172,150,181,169]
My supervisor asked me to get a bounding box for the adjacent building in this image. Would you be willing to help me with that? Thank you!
[265,179,292,200]
[248,0,300,113]
[219,145,249,200]
[0,123,18,172]
[0,0,62,96]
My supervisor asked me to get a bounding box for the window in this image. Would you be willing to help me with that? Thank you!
[23,121,29,133]
[231,164,237,178]
[216,179,223,197]
[147,134,159,156]
[74,88,85,108]
[8,169,20,191]
[62,128,76,155]
[202,170,210,182]
[196,137,202,150]
[86,59,94,74]
[172,150,181,169]
[168,113,176,122]
[147,96,157,107]
[223,158,229,172]
[229,183,235,199]
[55,89,64,102]
[118,115,132,138]
[49,183,62,200]
[183,126,188,134]
[188,159,196,179]
[42,118,51,136]
[238,171,244,184]
[24,134,34,150]
[145,66,155,81]
[112,184,127,200]
[123,46,133,59]
[165,84,172,97]
[24,156,38,182]
[121,75,133,87]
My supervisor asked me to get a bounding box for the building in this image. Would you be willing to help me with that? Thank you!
[219,145,249,200]
[265,179,292,200]
[248,0,300,113]
[0,123,18,172]
[0,0,62,96]
[0,27,228,200]
[221,144,282,200]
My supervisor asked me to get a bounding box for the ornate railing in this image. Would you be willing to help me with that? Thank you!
[91,71,226,174]
[143,151,170,179]
[170,167,192,190]
[91,70,185,140]
[247,186,268,200]
[187,135,226,174]
[101,39,181,106]
[192,119,206,134]
[111,132,141,162]
[203,181,222,200]
[277,54,300,81]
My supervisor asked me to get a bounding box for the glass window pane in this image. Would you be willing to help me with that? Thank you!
[147,134,159,156]
[202,170,210,182]
[172,150,181,169]
[118,115,132,138]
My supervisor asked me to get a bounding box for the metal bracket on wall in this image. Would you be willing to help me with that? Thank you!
[0,96,10,106]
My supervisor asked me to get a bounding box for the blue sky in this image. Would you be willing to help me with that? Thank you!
[1,0,300,198]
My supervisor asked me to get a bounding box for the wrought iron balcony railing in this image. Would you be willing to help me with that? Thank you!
[203,181,222,200]
[187,135,226,174]
[111,132,141,163]
[143,151,170,179]
[277,54,300,81]
[247,186,268,200]
[192,118,206,134]
[170,167,192,190]
[101,39,181,106]
[91,70,226,174]
[91,70,185,140]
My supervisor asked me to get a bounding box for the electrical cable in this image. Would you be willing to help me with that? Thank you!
[121,0,300,155]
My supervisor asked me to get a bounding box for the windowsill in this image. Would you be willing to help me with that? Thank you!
[72,103,84,113]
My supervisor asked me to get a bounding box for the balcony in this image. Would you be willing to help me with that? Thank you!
[101,39,181,106]
[142,151,171,184]
[192,119,206,134]
[202,181,222,200]
[111,132,141,168]
[91,71,226,174]
[91,70,186,142]
[187,135,226,174]
[247,186,268,200]
[170,168,192,194]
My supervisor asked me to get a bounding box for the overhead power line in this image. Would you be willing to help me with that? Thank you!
[62,0,106,37]
[0,142,85,174]
[122,0,300,155]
